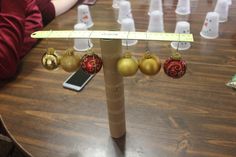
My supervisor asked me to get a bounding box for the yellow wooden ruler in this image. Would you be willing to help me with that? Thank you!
[31,30,194,42]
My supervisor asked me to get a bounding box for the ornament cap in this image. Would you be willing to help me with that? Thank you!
[144,51,152,59]
[171,52,182,60]
[143,52,159,62]
[123,52,132,58]
[47,47,56,55]
[86,49,95,55]
[65,48,74,56]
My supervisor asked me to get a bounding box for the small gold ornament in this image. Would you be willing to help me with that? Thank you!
[139,52,161,76]
[117,52,139,77]
[60,48,80,72]
[41,48,60,70]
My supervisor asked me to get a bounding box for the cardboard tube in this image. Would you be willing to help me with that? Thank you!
[100,39,126,138]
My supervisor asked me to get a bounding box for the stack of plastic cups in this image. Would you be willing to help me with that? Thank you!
[118,1,132,24]
[147,10,165,32]
[200,12,219,39]
[148,0,163,15]
[120,18,138,46]
[74,23,93,52]
[171,21,191,50]
[77,5,94,28]
[214,0,229,22]
[175,0,191,15]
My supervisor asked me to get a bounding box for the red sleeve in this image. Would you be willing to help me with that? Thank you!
[0,0,43,80]
[35,0,55,26]
[0,1,26,80]
[21,0,43,57]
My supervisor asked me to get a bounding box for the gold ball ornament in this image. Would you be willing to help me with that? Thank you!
[74,53,81,62]
[41,48,60,70]
[117,52,139,77]
[60,48,80,72]
[139,52,161,76]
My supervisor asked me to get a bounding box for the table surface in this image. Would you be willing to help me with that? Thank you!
[1,0,236,157]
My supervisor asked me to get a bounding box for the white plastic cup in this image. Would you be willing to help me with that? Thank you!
[228,0,232,5]
[112,0,119,9]
[200,12,219,39]
[74,23,93,51]
[77,5,94,28]
[117,1,132,24]
[175,0,191,15]
[147,10,165,32]
[112,0,125,9]
[120,18,138,46]
[171,21,191,50]
[214,0,229,22]
[148,0,163,15]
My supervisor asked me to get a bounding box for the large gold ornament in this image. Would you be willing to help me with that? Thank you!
[60,48,80,72]
[41,48,60,70]
[139,52,161,76]
[117,52,139,77]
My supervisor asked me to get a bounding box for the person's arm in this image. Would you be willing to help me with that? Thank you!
[51,0,78,16]
[22,0,43,56]
[0,0,43,80]
[35,0,56,26]
[0,0,26,79]
[35,0,84,26]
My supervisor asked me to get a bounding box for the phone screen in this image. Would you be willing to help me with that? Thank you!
[63,68,94,91]
[66,69,91,86]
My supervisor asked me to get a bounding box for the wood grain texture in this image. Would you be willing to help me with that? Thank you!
[0,0,236,157]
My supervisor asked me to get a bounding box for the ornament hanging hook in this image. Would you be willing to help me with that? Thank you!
[46,29,53,49]
[126,31,130,50]
[171,33,181,58]
[145,31,150,53]
[177,33,181,52]
[87,31,93,53]
[66,30,73,48]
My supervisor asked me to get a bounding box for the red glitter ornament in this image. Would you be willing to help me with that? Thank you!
[80,53,103,74]
[163,52,186,79]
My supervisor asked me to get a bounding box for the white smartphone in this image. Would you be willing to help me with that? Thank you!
[63,68,94,92]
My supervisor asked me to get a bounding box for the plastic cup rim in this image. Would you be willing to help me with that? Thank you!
[175,9,190,15]
[200,31,218,39]
[122,40,138,46]
[73,43,93,52]
[170,42,191,51]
